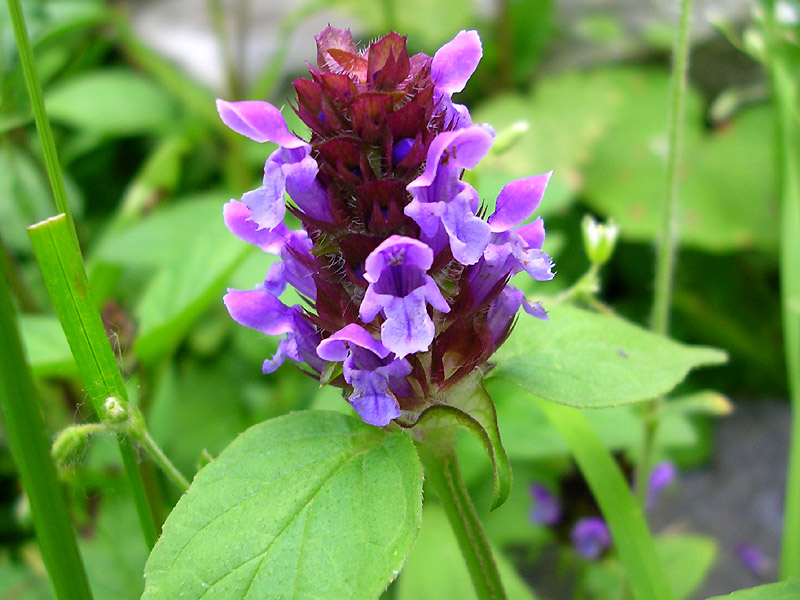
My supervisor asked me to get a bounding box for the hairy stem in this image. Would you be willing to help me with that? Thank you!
[418,445,507,600]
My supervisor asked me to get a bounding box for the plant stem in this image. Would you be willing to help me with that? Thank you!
[637,0,693,508]
[119,437,159,549]
[6,0,75,235]
[0,271,93,600]
[207,0,241,99]
[418,444,507,600]
[136,430,191,492]
[652,0,692,336]
[763,0,800,579]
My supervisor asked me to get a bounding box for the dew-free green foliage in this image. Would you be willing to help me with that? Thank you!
[706,579,800,599]
[395,505,538,600]
[45,69,177,136]
[143,411,423,600]
[582,535,716,600]
[490,303,726,407]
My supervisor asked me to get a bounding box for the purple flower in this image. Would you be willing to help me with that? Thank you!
[529,483,561,526]
[571,517,611,560]
[735,543,772,578]
[217,27,555,427]
[360,236,450,359]
[406,125,494,265]
[317,324,411,426]
[223,289,324,375]
[646,460,677,509]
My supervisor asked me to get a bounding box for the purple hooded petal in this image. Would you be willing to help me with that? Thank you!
[223,200,288,253]
[346,370,401,426]
[404,198,445,238]
[223,289,294,335]
[364,235,434,280]
[317,323,390,361]
[488,172,552,233]
[407,125,495,191]
[431,30,482,96]
[216,99,307,148]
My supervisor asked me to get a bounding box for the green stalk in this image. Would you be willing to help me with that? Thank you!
[0,271,93,600]
[636,0,693,508]
[651,0,692,336]
[28,215,159,549]
[763,1,800,578]
[5,0,74,234]
[207,0,241,99]
[418,444,507,600]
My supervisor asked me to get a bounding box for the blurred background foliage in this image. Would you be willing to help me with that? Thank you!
[0,0,789,598]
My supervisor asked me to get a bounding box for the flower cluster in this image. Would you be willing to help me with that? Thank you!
[218,27,554,427]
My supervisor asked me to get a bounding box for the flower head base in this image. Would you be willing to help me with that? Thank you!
[219,27,554,426]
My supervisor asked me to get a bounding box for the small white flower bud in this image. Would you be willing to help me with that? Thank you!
[581,214,619,266]
[103,396,127,422]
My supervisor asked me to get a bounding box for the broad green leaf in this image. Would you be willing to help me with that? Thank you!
[91,194,223,268]
[143,411,423,600]
[394,504,538,600]
[19,314,75,377]
[484,380,697,461]
[583,87,777,251]
[706,580,800,599]
[490,303,726,407]
[0,555,53,600]
[658,535,716,600]
[45,69,177,135]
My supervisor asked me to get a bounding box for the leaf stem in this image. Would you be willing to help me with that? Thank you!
[418,444,507,600]
[135,430,191,492]
[0,271,93,600]
[5,0,75,234]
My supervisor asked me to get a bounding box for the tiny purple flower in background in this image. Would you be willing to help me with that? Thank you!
[529,483,561,526]
[571,517,611,560]
[735,543,773,578]
[217,27,554,426]
[647,460,677,509]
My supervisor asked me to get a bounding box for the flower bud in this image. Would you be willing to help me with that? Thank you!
[581,214,619,266]
[103,396,127,423]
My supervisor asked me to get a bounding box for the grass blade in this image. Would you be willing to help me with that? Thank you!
[0,270,93,600]
[28,214,158,549]
[531,396,674,600]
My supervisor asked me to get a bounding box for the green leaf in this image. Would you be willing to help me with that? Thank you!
[45,69,177,135]
[657,535,716,600]
[484,380,697,462]
[394,504,538,600]
[490,303,726,407]
[705,580,800,599]
[19,314,76,377]
[533,397,673,600]
[414,373,512,509]
[143,411,423,600]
